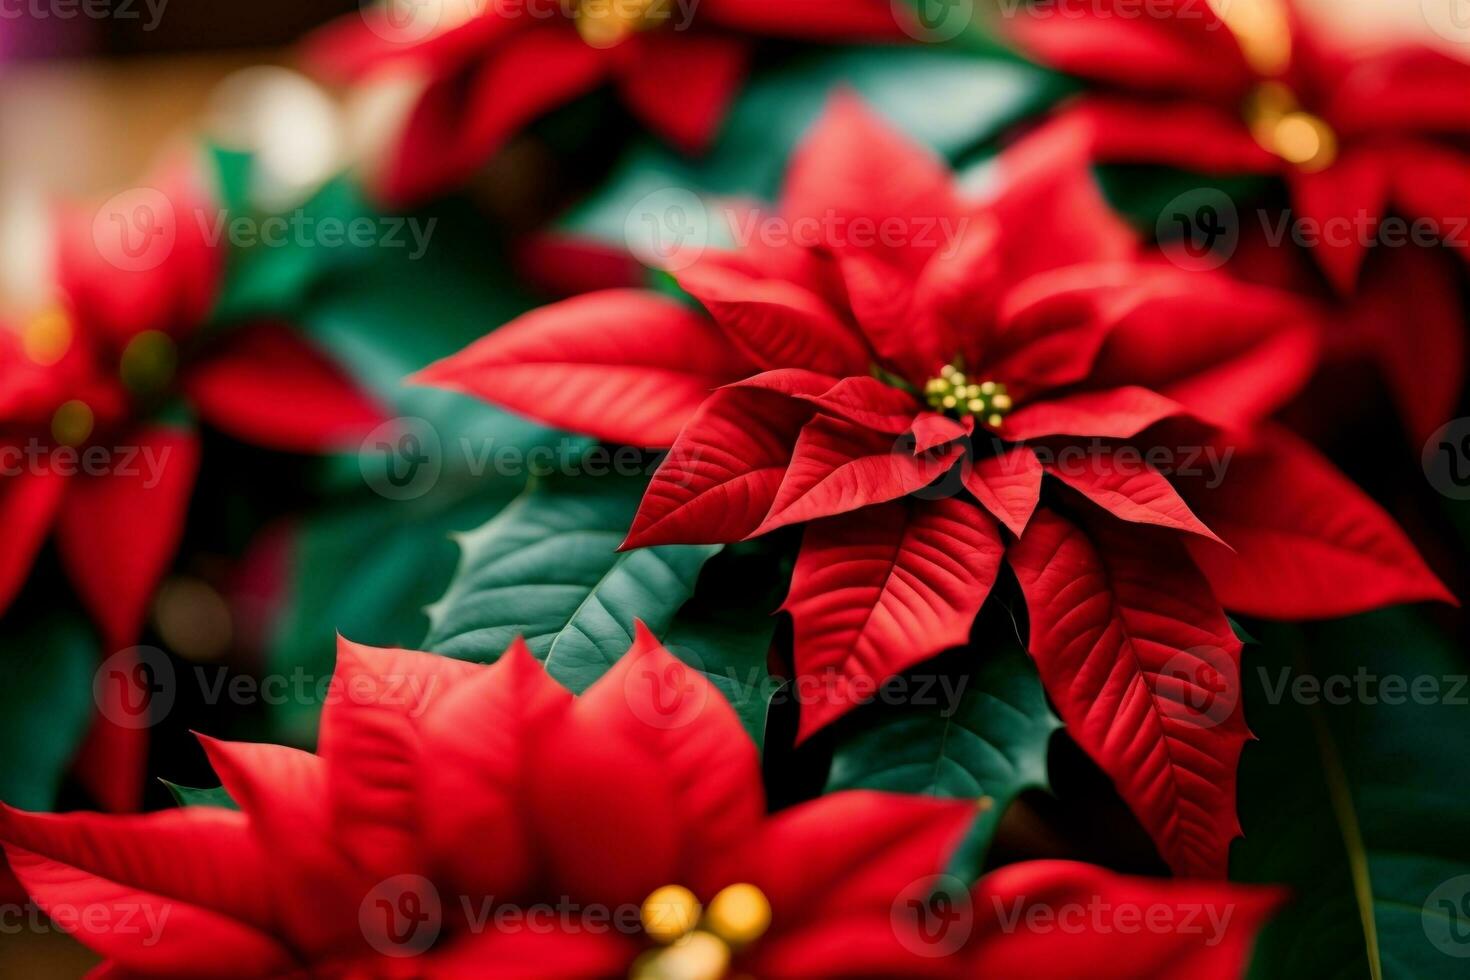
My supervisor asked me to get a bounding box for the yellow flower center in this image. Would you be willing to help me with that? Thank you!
[575,0,670,48]
[1245,81,1337,173]
[632,883,772,979]
[924,364,1011,429]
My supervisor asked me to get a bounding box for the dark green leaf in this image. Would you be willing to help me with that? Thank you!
[0,610,97,810]
[425,472,719,685]
[826,639,1059,883]
[265,483,515,746]
[162,781,239,810]
[1235,610,1470,979]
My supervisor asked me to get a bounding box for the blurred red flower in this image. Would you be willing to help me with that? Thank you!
[305,0,910,203]
[0,159,387,808]
[1005,0,1470,291]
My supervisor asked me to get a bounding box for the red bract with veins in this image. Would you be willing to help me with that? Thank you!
[0,624,1283,979]
[419,96,1452,879]
[305,0,910,203]
[0,161,386,808]
[1003,0,1470,292]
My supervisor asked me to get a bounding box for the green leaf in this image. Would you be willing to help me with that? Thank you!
[265,482,515,746]
[425,472,719,683]
[0,610,98,810]
[658,546,784,751]
[208,146,384,324]
[825,639,1059,883]
[162,781,239,810]
[425,474,784,747]
[1234,610,1470,980]
[558,46,1069,252]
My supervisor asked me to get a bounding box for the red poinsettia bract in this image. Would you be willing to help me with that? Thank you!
[306,0,910,202]
[1005,0,1470,289]
[0,161,386,807]
[418,96,1451,879]
[0,626,1282,978]
[1004,0,1470,438]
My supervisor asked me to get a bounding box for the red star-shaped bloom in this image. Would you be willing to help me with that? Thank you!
[418,96,1450,878]
[0,624,1282,978]
[1004,0,1470,292]
[0,160,387,808]
[305,0,911,203]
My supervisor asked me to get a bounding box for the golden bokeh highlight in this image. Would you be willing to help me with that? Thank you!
[21,307,74,366]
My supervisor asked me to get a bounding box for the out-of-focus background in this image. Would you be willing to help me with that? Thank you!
[0,0,1465,310]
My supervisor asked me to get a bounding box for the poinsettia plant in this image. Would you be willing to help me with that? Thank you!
[0,626,1283,978]
[3,8,1469,979]
[417,96,1451,880]
[0,154,387,810]
[306,0,916,203]
[1001,0,1470,440]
